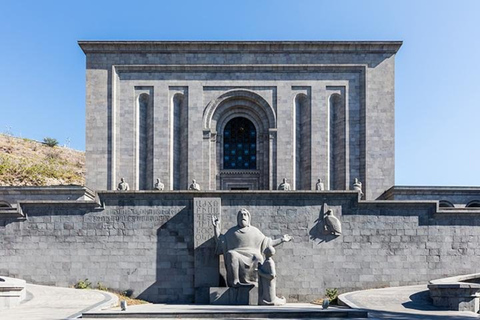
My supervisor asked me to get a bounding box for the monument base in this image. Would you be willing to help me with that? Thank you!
[210,286,258,305]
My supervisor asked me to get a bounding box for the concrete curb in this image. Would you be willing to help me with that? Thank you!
[338,290,364,309]
[67,290,118,319]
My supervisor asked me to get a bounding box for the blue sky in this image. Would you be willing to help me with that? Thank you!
[1,0,479,186]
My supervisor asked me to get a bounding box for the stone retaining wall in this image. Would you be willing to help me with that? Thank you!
[1,191,480,303]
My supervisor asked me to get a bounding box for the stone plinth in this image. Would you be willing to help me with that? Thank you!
[428,273,480,313]
[0,276,27,310]
[210,286,258,305]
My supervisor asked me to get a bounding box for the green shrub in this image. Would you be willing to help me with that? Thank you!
[325,288,338,302]
[43,137,59,147]
[74,278,92,289]
[96,282,108,291]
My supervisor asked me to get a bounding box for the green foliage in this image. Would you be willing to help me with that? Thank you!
[96,282,108,291]
[74,278,92,289]
[325,288,338,302]
[43,137,59,147]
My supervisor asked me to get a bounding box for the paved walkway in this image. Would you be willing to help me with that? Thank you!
[83,303,367,319]
[340,284,480,319]
[5,282,480,319]
[0,283,117,320]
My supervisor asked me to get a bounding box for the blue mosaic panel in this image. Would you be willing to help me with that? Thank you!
[223,117,256,169]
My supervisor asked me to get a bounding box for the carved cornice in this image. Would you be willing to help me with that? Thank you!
[79,41,402,54]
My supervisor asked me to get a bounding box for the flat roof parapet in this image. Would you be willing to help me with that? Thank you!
[78,40,403,54]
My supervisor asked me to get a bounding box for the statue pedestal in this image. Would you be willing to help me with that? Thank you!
[209,286,258,305]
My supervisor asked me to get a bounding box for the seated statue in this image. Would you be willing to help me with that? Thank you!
[212,208,292,287]
[189,179,201,191]
[117,178,129,191]
[258,246,286,305]
[154,178,164,191]
[277,178,291,191]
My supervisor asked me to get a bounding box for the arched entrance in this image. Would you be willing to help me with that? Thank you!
[202,90,277,190]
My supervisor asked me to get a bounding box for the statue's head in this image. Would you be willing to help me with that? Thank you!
[237,208,251,228]
[120,177,125,183]
[325,209,332,216]
[264,246,275,257]
[282,178,287,183]
[156,178,160,183]
[192,179,196,184]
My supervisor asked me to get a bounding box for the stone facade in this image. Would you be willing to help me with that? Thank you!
[79,41,401,200]
[379,186,480,207]
[2,191,480,303]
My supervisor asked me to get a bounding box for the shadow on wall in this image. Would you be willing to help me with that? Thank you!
[138,207,194,303]
[309,203,340,244]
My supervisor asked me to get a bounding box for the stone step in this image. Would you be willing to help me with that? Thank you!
[82,304,368,319]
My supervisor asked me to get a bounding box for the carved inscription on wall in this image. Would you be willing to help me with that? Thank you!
[84,207,176,229]
[194,198,221,247]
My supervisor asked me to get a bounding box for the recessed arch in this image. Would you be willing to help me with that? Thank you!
[466,200,480,208]
[294,93,311,190]
[203,89,277,190]
[136,93,153,190]
[329,92,346,190]
[439,200,454,208]
[172,92,188,190]
[0,201,12,208]
[203,89,276,129]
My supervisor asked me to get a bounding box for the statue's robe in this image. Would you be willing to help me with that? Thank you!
[216,225,272,286]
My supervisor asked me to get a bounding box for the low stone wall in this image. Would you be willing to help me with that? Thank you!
[0,186,95,207]
[0,276,26,310]
[428,273,480,313]
[378,186,480,206]
[1,191,480,303]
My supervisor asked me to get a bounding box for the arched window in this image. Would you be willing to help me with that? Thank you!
[0,201,11,208]
[466,200,480,208]
[439,200,454,208]
[223,117,256,170]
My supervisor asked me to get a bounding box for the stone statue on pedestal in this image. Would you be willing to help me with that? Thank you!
[212,208,292,287]
[154,178,164,191]
[315,178,325,191]
[117,178,129,191]
[277,178,291,191]
[353,178,364,197]
[189,179,201,191]
[258,246,286,306]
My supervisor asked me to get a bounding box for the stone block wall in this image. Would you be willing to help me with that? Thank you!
[2,191,480,303]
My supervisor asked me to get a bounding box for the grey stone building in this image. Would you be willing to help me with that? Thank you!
[79,41,401,200]
[2,41,480,305]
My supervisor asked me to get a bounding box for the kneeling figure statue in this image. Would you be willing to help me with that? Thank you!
[212,208,292,288]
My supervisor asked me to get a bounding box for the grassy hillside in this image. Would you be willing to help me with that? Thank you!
[0,134,85,186]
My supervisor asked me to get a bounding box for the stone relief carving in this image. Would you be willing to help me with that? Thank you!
[154,178,164,191]
[212,208,292,287]
[315,178,325,191]
[277,178,291,191]
[117,178,129,191]
[189,179,201,191]
[258,246,286,306]
[324,208,342,236]
[353,178,364,197]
